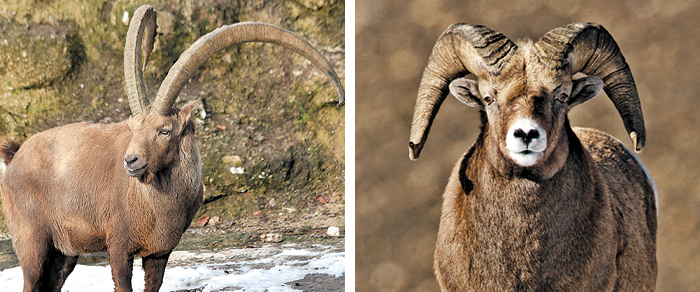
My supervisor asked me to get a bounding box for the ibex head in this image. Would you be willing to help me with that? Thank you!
[122,5,345,183]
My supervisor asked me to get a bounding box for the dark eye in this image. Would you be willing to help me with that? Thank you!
[556,93,569,103]
[484,96,494,105]
[159,129,171,136]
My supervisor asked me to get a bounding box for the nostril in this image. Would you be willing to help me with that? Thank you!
[507,119,547,154]
[124,154,139,166]
[514,129,539,144]
[526,130,539,141]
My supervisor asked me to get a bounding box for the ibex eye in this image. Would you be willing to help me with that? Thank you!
[484,96,494,105]
[159,129,171,136]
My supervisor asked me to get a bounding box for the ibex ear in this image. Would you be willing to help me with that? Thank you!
[449,78,483,109]
[568,76,604,109]
[177,100,200,133]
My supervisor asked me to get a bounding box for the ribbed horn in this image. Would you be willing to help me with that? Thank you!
[152,22,345,116]
[409,24,517,160]
[534,22,645,152]
[124,4,158,115]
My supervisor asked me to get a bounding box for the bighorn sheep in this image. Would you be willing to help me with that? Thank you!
[0,5,344,292]
[409,23,656,291]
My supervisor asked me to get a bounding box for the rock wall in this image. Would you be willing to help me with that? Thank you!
[0,0,344,229]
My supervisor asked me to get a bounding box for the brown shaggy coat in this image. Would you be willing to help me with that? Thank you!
[434,126,657,291]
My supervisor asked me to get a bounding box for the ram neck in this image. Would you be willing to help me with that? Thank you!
[444,126,615,289]
[473,125,592,202]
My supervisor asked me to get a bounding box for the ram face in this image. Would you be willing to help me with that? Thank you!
[409,23,645,178]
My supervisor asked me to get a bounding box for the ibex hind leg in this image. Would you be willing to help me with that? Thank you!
[12,231,50,292]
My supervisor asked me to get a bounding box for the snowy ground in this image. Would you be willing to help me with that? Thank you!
[0,241,344,292]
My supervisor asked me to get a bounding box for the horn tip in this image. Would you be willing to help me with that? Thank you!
[338,92,345,106]
[409,141,422,160]
[630,131,644,153]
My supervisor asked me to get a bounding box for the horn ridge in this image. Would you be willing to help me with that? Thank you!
[124,4,157,116]
[535,22,645,151]
[152,22,344,116]
[409,24,517,159]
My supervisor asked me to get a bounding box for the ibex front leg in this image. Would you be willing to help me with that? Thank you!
[108,249,134,292]
[142,251,172,292]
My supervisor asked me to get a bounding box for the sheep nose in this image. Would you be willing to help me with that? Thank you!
[506,118,547,153]
[513,128,540,145]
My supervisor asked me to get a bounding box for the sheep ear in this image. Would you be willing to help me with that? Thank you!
[568,76,604,109]
[449,78,483,108]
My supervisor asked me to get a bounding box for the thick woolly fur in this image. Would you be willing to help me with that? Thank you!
[0,101,202,292]
[434,42,657,291]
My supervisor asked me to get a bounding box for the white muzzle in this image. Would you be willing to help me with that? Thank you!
[505,118,547,167]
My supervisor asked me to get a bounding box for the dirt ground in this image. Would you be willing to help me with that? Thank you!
[356,0,700,291]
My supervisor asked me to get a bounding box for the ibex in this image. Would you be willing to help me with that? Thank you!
[409,23,656,291]
[0,5,344,292]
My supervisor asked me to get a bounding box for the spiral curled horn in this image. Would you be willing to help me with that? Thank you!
[152,22,345,116]
[534,22,645,152]
[409,24,517,160]
[124,5,158,115]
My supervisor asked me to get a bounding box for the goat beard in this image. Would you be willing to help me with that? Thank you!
[138,171,155,185]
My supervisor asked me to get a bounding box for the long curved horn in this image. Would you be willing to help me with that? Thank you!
[124,5,158,115]
[409,24,517,160]
[152,22,345,116]
[534,22,645,152]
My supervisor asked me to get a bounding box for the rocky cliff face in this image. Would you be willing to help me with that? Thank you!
[0,0,345,230]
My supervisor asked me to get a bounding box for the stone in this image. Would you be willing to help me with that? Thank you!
[327,226,340,237]
[196,215,210,227]
[222,155,244,166]
[261,233,283,243]
[223,155,245,174]
[0,19,76,89]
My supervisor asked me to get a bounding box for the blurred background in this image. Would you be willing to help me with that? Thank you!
[356,0,700,291]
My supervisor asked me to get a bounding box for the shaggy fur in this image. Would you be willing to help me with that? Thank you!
[410,23,657,291]
[0,137,20,164]
[434,125,656,291]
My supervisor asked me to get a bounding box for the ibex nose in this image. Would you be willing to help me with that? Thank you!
[124,153,146,175]
[124,153,139,167]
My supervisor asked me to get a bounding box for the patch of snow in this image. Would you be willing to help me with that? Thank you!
[274,249,320,257]
[0,243,344,292]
